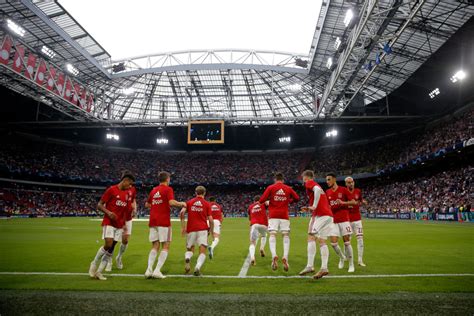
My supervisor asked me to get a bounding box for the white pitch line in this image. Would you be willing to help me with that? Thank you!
[0,272,473,279]
[238,254,251,277]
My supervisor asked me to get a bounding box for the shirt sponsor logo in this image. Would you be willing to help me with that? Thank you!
[276,189,285,195]
[153,191,161,198]
[115,200,127,207]
[251,205,261,213]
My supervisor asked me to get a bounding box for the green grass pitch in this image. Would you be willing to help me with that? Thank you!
[0,217,473,314]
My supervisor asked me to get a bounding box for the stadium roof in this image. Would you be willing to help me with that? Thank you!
[0,0,473,126]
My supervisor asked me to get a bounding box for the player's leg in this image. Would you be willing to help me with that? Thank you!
[152,227,172,279]
[300,217,316,275]
[281,221,290,272]
[185,232,196,274]
[313,216,333,279]
[146,241,160,279]
[249,225,258,265]
[105,239,118,272]
[116,220,132,269]
[259,229,267,257]
[341,222,355,272]
[268,219,279,270]
[353,221,366,266]
[194,231,208,276]
[89,226,110,277]
[208,220,220,259]
[95,236,115,281]
[330,229,346,269]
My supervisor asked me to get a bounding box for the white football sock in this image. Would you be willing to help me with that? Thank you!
[195,253,206,269]
[154,250,168,273]
[283,235,290,260]
[269,234,277,258]
[116,243,128,259]
[249,244,256,260]
[97,252,112,273]
[357,236,364,262]
[147,249,158,271]
[92,246,107,265]
[320,244,329,270]
[260,235,267,250]
[210,238,219,250]
[185,251,193,261]
[331,242,345,259]
[344,241,354,265]
[306,240,316,268]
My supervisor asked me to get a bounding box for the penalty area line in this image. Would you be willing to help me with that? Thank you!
[0,272,473,279]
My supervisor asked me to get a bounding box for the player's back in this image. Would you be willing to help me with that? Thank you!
[306,180,332,217]
[148,184,174,227]
[260,182,299,219]
[348,188,362,222]
[248,202,268,226]
[186,196,210,232]
[210,202,223,222]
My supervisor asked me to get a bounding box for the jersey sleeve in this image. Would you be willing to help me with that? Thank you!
[168,187,175,201]
[100,187,113,203]
[259,186,271,204]
[290,187,300,202]
[146,189,154,204]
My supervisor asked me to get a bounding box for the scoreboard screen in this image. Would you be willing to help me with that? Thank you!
[187,120,224,144]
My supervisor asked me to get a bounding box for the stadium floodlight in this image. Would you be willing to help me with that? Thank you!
[121,87,135,95]
[106,133,119,141]
[66,63,79,76]
[343,9,354,27]
[450,70,467,83]
[325,129,338,138]
[334,37,341,50]
[156,138,169,144]
[326,57,333,69]
[279,136,291,143]
[7,19,26,37]
[41,45,56,59]
[429,88,440,99]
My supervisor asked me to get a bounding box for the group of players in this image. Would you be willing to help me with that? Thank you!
[88,169,366,281]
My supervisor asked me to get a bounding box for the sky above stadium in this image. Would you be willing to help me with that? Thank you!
[59,0,322,60]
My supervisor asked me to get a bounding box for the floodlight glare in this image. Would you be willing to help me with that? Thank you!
[279,136,291,143]
[106,133,119,141]
[156,138,169,144]
[66,63,79,76]
[326,57,333,69]
[344,9,354,27]
[325,129,338,138]
[41,45,56,59]
[334,37,341,50]
[450,70,467,83]
[7,19,26,37]
[429,88,440,99]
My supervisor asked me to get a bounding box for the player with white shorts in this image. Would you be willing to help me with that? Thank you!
[299,170,334,279]
[144,171,186,279]
[345,176,367,267]
[208,197,223,259]
[180,186,214,276]
[247,196,269,265]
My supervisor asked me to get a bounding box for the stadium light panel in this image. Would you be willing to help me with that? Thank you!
[334,37,341,50]
[41,45,56,59]
[450,70,467,83]
[343,9,354,27]
[429,88,440,99]
[121,87,135,95]
[66,63,79,76]
[106,133,119,141]
[286,84,301,93]
[156,138,169,144]
[279,136,291,143]
[7,19,26,37]
[325,129,338,137]
[326,57,333,69]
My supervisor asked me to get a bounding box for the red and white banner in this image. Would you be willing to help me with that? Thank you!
[11,45,25,73]
[46,65,57,91]
[72,82,82,106]
[86,92,94,112]
[24,53,37,79]
[34,59,47,86]
[64,76,74,102]
[79,88,87,109]
[55,72,65,96]
[0,35,13,65]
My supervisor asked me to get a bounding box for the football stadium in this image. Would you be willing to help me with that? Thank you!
[0,0,473,314]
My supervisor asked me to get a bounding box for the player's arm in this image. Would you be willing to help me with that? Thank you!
[258,187,271,204]
[97,199,116,221]
[290,188,300,203]
[131,198,137,217]
[179,206,187,236]
[308,186,323,211]
[170,199,187,208]
[208,215,214,236]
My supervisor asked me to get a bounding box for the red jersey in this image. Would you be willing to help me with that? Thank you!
[305,180,333,218]
[347,188,363,222]
[100,185,130,228]
[147,184,175,227]
[210,202,223,223]
[325,186,351,223]
[248,202,268,226]
[124,186,137,221]
[259,182,299,220]
[186,197,211,233]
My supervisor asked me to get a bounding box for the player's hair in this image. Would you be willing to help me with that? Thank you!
[195,186,206,196]
[158,171,170,183]
[254,195,260,202]
[326,172,337,179]
[345,176,354,182]
[302,170,314,178]
[121,170,135,181]
[274,172,284,181]
[209,196,216,202]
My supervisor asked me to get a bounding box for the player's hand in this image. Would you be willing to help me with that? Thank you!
[300,206,309,212]
[335,199,343,205]
[308,206,316,211]
[180,202,187,208]
[132,210,137,218]
[107,211,117,221]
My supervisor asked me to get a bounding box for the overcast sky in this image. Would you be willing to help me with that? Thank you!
[59,0,322,60]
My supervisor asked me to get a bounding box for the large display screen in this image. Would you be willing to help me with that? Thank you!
[187,120,224,144]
